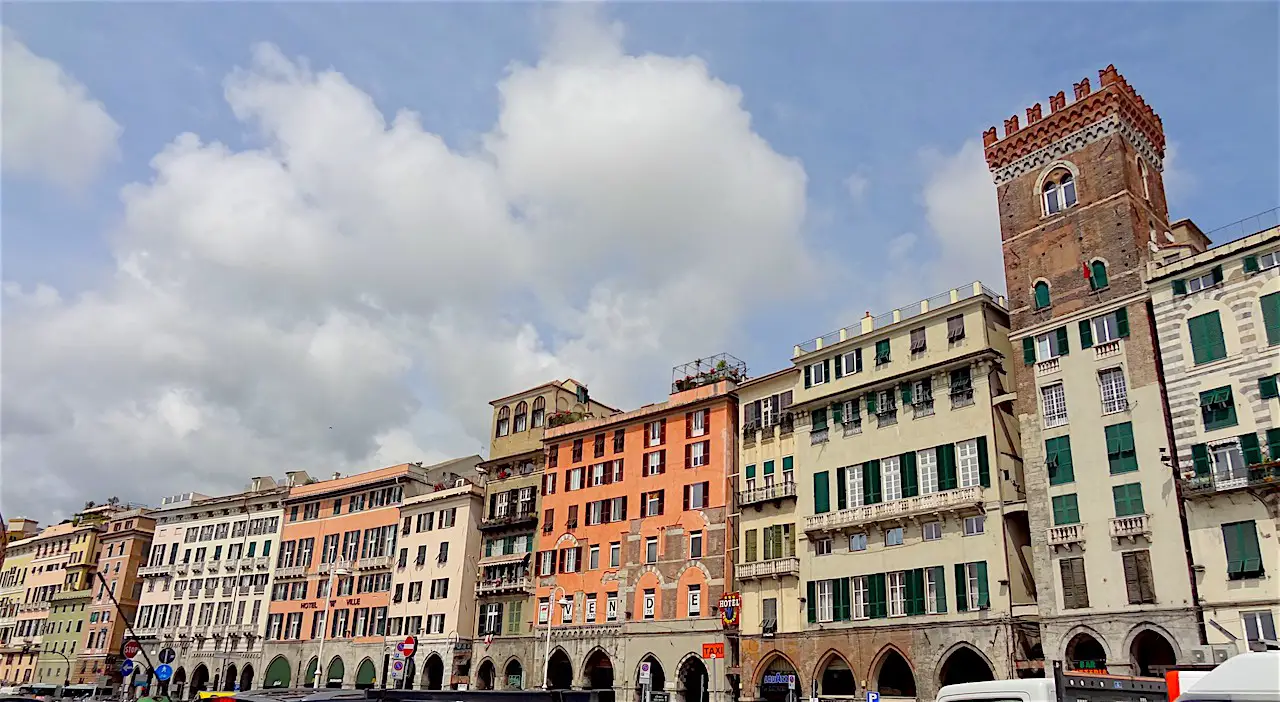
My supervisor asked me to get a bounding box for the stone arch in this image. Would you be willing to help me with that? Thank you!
[263,656,289,689]
[325,656,345,688]
[423,653,445,690]
[355,658,377,690]
[676,652,708,702]
[171,666,187,698]
[812,649,857,697]
[1125,623,1180,676]
[303,656,319,688]
[191,664,210,696]
[676,565,709,618]
[583,647,615,702]
[547,647,573,691]
[635,654,666,702]
[753,650,801,688]
[1063,626,1111,671]
[503,657,524,690]
[937,643,996,687]
[223,663,238,692]
[1034,160,1082,195]
[475,659,496,691]
[870,645,915,698]
[239,663,254,692]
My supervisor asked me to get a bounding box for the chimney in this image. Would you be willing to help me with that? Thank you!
[1049,91,1066,113]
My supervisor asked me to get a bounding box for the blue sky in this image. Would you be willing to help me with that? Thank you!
[2,2,1277,519]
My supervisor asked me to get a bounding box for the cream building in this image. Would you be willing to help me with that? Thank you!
[132,479,290,696]
[1148,213,1280,655]
[0,528,39,686]
[738,282,1038,702]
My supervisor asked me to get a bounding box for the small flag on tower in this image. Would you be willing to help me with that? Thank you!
[1082,261,1092,279]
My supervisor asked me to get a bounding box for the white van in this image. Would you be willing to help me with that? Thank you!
[1174,651,1280,702]
[936,678,1057,702]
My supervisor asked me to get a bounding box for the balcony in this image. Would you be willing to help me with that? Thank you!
[1048,524,1085,550]
[318,560,353,575]
[139,564,171,577]
[805,485,984,533]
[357,556,392,570]
[173,590,186,600]
[1110,514,1150,541]
[175,562,190,575]
[1036,357,1061,375]
[16,602,49,614]
[1183,463,1280,497]
[476,576,532,596]
[254,556,271,569]
[739,481,798,507]
[224,557,240,570]
[737,557,800,580]
[190,562,204,574]
[1094,340,1122,359]
[275,565,307,579]
[479,511,538,532]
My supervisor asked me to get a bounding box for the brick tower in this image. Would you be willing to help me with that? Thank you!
[984,66,1201,674]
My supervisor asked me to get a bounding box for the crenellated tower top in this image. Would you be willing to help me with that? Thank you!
[982,65,1164,180]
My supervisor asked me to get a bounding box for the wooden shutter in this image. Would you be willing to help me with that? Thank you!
[806,581,817,623]
[900,452,918,498]
[836,577,850,621]
[1260,376,1279,399]
[908,569,925,615]
[1262,292,1280,345]
[659,419,666,443]
[1116,307,1130,337]
[1244,254,1260,273]
[683,485,690,511]
[975,561,989,608]
[1071,558,1089,608]
[976,436,990,488]
[744,402,757,425]
[1211,265,1224,284]
[658,450,666,474]
[1022,337,1036,365]
[833,353,844,379]
[836,467,848,510]
[868,573,886,619]
[901,382,913,405]
[804,365,812,388]
[1055,326,1070,355]
[866,393,878,414]
[863,460,881,504]
[954,564,968,612]
[685,412,693,438]
[932,566,947,613]
[1191,444,1211,477]
[1268,429,1280,462]
[1078,319,1093,349]
[656,491,665,516]
[937,444,957,490]
[701,482,709,507]
[1122,551,1152,604]
[684,444,692,469]
[832,401,843,425]
[744,530,757,562]
[813,472,830,514]
[1172,278,1187,295]
[1059,559,1076,608]
[824,358,831,383]
[1240,433,1263,465]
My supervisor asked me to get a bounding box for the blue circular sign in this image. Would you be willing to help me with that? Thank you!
[155,664,173,682]
[121,660,135,676]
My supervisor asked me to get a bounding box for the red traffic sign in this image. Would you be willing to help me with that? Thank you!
[122,639,141,660]
[400,636,416,657]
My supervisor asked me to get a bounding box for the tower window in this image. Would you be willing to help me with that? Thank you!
[1089,261,1109,290]
[1033,281,1051,310]
[1138,158,1151,200]
[1042,171,1077,215]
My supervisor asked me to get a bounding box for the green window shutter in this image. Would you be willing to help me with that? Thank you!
[976,436,991,488]
[1240,433,1263,465]
[937,444,957,490]
[1238,522,1264,577]
[1244,255,1260,273]
[782,456,794,472]
[1078,319,1094,349]
[745,464,756,479]
[954,564,968,612]
[932,566,947,614]
[866,393,878,414]
[1262,292,1280,346]
[836,577,850,621]
[836,467,848,511]
[1105,423,1138,474]
[1260,375,1279,399]
[864,460,882,504]
[764,460,775,475]
[804,364,812,389]
[1046,436,1075,485]
[813,472,830,514]
[1052,494,1080,525]
[1116,307,1130,337]
[1034,282,1050,309]
[876,339,891,363]
[1189,311,1228,364]
[745,530,757,562]
[901,452,919,498]
[1055,327,1070,355]
[911,568,926,615]
[1172,278,1187,295]
[975,561,989,608]
[868,573,887,619]
[831,402,843,425]
[1112,483,1144,517]
[834,354,844,379]
[812,408,828,432]
[901,383,913,405]
[1223,523,1244,577]
[806,581,817,623]
[824,359,831,383]
[1200,386,1238,430]
[1191,443,1211,477]
[1267,429,1280,464]
[1022,337,1036,365]
[1211,265,1224,284]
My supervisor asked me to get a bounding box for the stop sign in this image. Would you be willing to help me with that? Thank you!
[122,640,141,660]
[401,636,416,657]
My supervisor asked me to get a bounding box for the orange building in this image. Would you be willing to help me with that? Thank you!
[529,355,741,701]
[75,509,154,686]
[261,463,441,690]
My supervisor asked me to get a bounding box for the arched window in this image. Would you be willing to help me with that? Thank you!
[496,406,510,438]
[531,397,546,428]
[1043,171,1078,215]
[513,401,529,433]
[1089,260,1109,291]
[1033,281,1051,310]
[1138,158,1151,200]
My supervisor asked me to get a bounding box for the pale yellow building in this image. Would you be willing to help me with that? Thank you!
[1148,213,1280,655]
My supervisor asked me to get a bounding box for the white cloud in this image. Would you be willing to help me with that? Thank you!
[1,9,814,520]
[844,172,870,203]
[1161,141,1195,210]
[918,139,1003,292]
[1,27,121,189]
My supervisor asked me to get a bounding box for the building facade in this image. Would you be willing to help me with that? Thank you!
[473,380,616,691]
[526,357,739,702]
[1148,216,1280,653]
[740,283,1038,702]
[75,509,155,687]
[984,66,1202,674]
[0,521,39,686]
[383,456,484,691]
[133,482,289,697]
[37,590,89,687]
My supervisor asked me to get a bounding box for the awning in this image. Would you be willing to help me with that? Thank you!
[479,552,529,567]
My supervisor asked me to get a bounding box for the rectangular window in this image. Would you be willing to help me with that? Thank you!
[1059,557,1090,609]
[1046,435,1075,485]
[647,420,664,447]
[690,531,703,559]
[841,349,862,375]
[909,327,927,353]
[1122,550,1156,604]
[610,542,620,568]
[923,522,942,541]
[925,568,941,615]
[845,463,864,508]
[1112,483,1145,517]
[1200,386,1238,430]
[645,450,665,476]
[1242,610,1277,644]
[1189,311,1228,364]
[875,339,891,365]
[688,585,702,617]
[947,314,965,341]
[1222,520,1265,579]
[1035,329,1067,360]
[887,572,906,617]
[963,515,985,536]
[881,455,902,501]
[1091,311,1124,344]
[917,448,938,495]
[956,438,981,488]
[589,545,600,570]
[963,562,988,609]
[809,360,827,386]
[690,409,707,437]
[688,440,709,468]
[1098,367,1129,414]
[851,576,869,620]
[1052,494,1081,525]
[815,538,832,556]
[1186,269,1219,294]
[817,580,834,622]
[885,527,904,546]
[1211,441,1248,485]
[848,533,867,552]
[645,537,658,564]
[1041,383,1068,428]
[643,590,656,619]
[1263,292,1280,346]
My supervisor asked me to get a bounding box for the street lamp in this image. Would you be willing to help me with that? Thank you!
[313,562,352,689]
[541,587,573,691]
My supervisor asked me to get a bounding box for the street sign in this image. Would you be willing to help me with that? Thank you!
[234,682,241,692]
[651,693,669,702]
[393,661,404,672]
[866,692,880,702]
[122,639,142,660]
[639,662,651,685]
[401,636,417,657]
[121,660,135,676]
[155,664,174,682]
[158,648,176,665]
[701,643,724,660]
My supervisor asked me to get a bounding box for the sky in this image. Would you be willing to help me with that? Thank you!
[2,2,1277,524]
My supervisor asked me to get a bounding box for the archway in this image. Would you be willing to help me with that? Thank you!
[1130,630,1177,677]
[678,655,708,702]
[874,649,915,698]
[424,654,445,691]
[548,648,573,691]
[224,664,238,692]
[1066,632,1108,672]
[355,658,377,690]
[756,654,799,702]
[476,660,496,691]
[939,646,994,687]
[585,649,615,702]
[191,665,210,696]
[303,657,319,688]
[816,653,857,697]
[325,657,345,688]
[171,667,187,699]
[239,664,254,692]
[504,658,524,690]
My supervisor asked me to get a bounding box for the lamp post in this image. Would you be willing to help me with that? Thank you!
[313,562,351,689]
[541,587,573,691]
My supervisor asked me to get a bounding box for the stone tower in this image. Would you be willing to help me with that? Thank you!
[983,66,1201,675]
